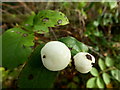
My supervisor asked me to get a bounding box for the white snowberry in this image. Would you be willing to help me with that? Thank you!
[73,52,95,73]
[41,41,71,71]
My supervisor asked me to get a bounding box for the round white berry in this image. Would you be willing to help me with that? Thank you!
[41,41,71,71]
[73,52,95,73]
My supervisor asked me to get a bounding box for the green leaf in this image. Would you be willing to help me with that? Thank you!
[109,1,117,9]
[114,55,120,70]
[2,28,34,69]
[67,82,78,88]
[93,30,103,37]
[22,12,36,32]
[98,58,106,70]
[59,36,88,56]
[71,49,78,56]
[18,45,58,88]
[33,10,69,33]
[34,10,69,27]
[78,2,86,9]
[0,67,9,82]
[90,67,99,77]
[111,69,120,82]
[93,21,99,27]
[96,77,105,88]
[73,76,79,82]
[24,12,36,26]
[33,25,49,34]
[86,77,97,88]
[105,57,114,67]
[102,73,111,85]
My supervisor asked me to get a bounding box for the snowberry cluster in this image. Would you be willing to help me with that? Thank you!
[41,41,95,73]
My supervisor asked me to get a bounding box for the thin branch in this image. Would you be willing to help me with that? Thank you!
[45,2,52,9]
[17,0,32,13]
[1,3,21,9]
[99,66,116,75]
[1,9,12,15]
[55,30,72,35]
[101,5,107,16]
[2,3,23,15]
[49,27,58,41]
[87,45,104,58]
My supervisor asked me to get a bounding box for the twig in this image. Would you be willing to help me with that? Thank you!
[17,0,32,13]
[75,9,86,39]
[1,3,21,9]
[2,3,23,15]
[1,9,12,15]
[87,45,104,58]
[45,2,51,9]
[49,27,58,40]
[108,25,112,41]
[55,30,72,35]
[99,66,116,75]
[101,6,107,16]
